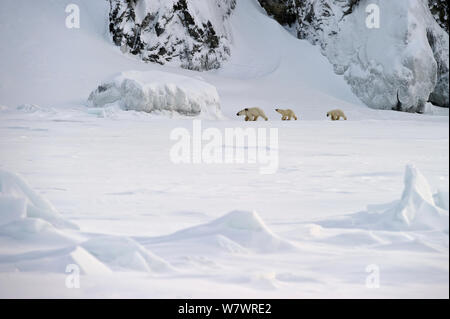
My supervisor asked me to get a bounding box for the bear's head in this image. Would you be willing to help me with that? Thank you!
[236,108,249,116]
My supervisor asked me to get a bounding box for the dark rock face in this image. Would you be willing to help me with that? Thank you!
[108,0,236,71]
[429,0,449,34]
[258,0,359,45]
[427,28,449,107]
[428,0,449,107]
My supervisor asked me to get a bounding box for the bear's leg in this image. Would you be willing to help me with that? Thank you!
[245,116,250,121]
[254,115,259,121]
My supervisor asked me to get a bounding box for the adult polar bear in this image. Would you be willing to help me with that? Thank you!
[327,109,347,121]
[275,108,298,121]
[237,108,268,121]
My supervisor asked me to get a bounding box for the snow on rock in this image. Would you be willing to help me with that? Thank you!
[331,0,449,111]
[427,25,450,108]
[108,0,236,70]
[88,70,222,118]
[0,170,78,230]
[145,211,294,253]
[318,165,449,232]
[82,236,173,273]
[260,0,449,111]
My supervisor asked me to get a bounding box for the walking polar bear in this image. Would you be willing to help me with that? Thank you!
[236,107,268,121]
[275,108,298,121]
[327,109,347,121]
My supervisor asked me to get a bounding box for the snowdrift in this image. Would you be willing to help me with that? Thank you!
[0,170,78,230]
[434,190,449,211]
[319,165,449,232]
[82,236,173,273]
[0,170,173,275]
[395,164,448,230]
[88,71,222,118]
[0,246,112,275]
[0,170,103,273]
[0,218,76,246]
[143,210,294,253]
[0,169,79,255]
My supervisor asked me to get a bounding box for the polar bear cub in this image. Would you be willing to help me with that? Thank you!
[275,108,298,121]
[327,109,347,121]
[236,107,268,121]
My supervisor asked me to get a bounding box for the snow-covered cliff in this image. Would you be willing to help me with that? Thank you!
[108,0,448,112]
[108,0,236,71]
[259,0,449,112]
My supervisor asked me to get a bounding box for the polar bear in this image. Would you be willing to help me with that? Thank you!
[275,108,298,121]
[236,107,268,121]
[327,109,347,121]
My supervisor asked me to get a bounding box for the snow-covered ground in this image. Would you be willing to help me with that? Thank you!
[0,0,448,298]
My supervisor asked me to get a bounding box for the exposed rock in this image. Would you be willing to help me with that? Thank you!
[108,0,236,71]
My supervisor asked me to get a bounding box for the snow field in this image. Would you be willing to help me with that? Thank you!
[0,162,448,297]
[0,0,448,298]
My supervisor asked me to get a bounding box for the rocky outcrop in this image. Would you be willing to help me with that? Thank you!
[429,0,449,34]
[258,0,449,111]
[108,0,235,71]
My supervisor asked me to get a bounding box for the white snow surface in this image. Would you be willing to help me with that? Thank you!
[0,0,448,298]
[88,70,222,118]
